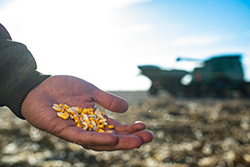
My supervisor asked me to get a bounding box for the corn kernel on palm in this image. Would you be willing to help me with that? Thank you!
[52,103,114,133]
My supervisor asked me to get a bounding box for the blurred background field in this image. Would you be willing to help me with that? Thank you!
[1,91,250,167]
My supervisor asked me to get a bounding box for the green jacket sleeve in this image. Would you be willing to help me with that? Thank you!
[0,24,51,119]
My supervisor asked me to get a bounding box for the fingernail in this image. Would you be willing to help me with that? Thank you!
[135,121,143,123]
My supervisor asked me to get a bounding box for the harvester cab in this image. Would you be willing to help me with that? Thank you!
[138,54,250,97]
[179,55,246,97]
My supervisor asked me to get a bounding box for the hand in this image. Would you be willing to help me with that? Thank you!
[21,75,153,151]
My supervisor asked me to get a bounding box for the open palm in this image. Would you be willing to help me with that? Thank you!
[21,75,153,151]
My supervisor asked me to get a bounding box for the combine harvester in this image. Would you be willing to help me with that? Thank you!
[138,54,250,98]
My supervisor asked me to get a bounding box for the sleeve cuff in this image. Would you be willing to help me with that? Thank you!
[0,43,51,119]
[0,66,50,119]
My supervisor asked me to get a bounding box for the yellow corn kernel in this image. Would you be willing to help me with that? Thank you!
[76,123,82,128]
[68,108,77,115]
[100,110,105,116]
[96,113,106,121]
[93,127,99,132]
[105,130,114,133]
[82,108,88,114]
[87,108,93,113]
[102,122,108,126]
[59,103,64,107]
[88,114,96,119]
[104,125,115,129]
[88,112,94,115]
[59,103,70,110]
[97,125,104,129]
[82,122,94,129]
[82,125,88,130]
[57,112,69,120]
[52,105,63,112]
[98,119,106,123]
[53,103,61,108]
[98,129,105,133]
[73,115,80,124]
[79,115,84,123]
[90,119,96,127]
[71,107,82,114]
[95,109,105,116]
[63,108,70,114]
[70,114,74,119]
[95,118,100,126]
[64,105,70,110]
[82,114,90,123]
[63,111,68,115]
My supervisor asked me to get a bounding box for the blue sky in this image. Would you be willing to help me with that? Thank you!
[1,0,250,91]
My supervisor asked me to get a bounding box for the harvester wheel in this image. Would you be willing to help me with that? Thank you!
[149,85,158,95]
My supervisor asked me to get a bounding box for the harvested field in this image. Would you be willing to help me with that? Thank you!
[1,91,250,167]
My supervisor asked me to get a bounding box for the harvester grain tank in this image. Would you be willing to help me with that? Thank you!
[138,54,250,97]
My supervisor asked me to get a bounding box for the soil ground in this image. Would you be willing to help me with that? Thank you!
[1,91,250,167]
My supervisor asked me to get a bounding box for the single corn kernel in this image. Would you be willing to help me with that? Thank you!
[76,123,82,128]
[104,125,115,129]
[71,107,82,114]
[79,115,84,123]
[100,110,105,116]
[73,114,80,124]
[99,119,106,123]
[102,122,108,126]
[82,125,88,130]
[52,105,63,112]
[82,108,88,114]
[96,113,106,121]
[64,105,70,110]
[95,118,100,126]
[57,112,69,120]
[82,114,90,123]
[63,111,68,115]
[91,119,96,127]
[88,114,96,119]
[97,125,104,129]
[104,130,114,133]
[95,109,105,116]
[98,129,105,133]
[68,108,77,115]
[59,103,64,107]
[53,103,61,108]
[93,127,99,132]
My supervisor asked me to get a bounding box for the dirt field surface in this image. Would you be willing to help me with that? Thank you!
[1,91,250,167]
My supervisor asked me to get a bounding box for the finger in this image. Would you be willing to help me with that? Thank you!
[87,135,143,151]
[92,89,128,113]
[106,117,122,127]
[126,121,147,132]
[132,130,154,143]
[114,121,146,133]
[57,126,119,146]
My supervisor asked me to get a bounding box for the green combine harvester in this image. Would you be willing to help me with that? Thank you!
[138,54,250,97]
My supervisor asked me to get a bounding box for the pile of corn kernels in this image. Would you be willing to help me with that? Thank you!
[52,103,114,133]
